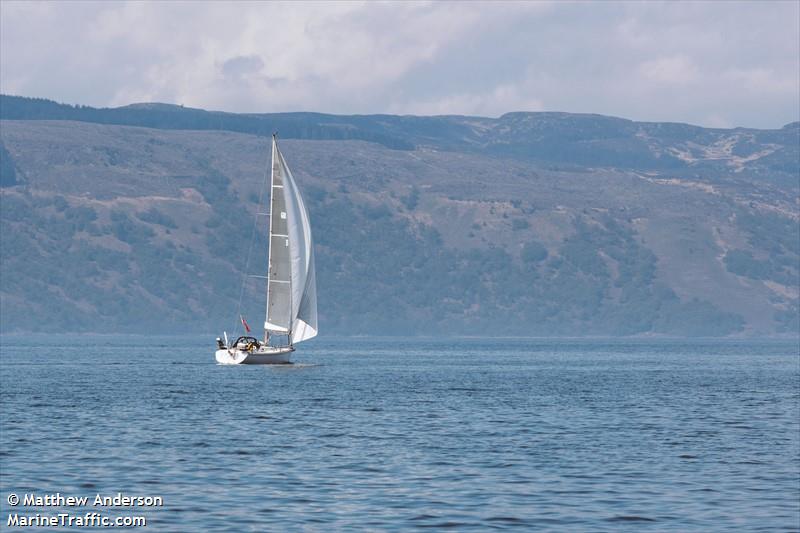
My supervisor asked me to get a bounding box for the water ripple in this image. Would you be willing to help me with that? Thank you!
[1,336,798,531]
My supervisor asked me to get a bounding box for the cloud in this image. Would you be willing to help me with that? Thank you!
[723,67,797,95]
[639,56,699,85]
[220,56,266,80]
[393,80,545,117]
[1,0,797,128]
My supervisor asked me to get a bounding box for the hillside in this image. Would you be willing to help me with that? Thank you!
[0,96,798,336]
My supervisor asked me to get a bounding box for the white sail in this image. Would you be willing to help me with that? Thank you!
[264,138,291,333]
[279,147,318,343]
[264,137,318,344]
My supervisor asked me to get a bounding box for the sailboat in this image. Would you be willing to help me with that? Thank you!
[215,134,318,364]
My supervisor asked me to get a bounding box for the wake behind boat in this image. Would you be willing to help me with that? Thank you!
[215,134,318,365]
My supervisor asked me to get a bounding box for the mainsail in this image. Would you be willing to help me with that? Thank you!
[264,136,318,344]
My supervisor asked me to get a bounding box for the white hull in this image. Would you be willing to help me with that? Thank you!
[215,346,293,365]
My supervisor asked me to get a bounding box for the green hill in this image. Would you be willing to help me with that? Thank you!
[1,97,797,336]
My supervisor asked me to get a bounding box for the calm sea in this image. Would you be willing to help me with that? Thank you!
[1,336,798,531]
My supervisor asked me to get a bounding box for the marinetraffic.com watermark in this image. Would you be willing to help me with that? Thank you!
[5,492,162,528]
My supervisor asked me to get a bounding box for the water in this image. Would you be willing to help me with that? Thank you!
[1,336,798,531]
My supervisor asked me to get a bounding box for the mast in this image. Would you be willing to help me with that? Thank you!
[287,190,294,348]
[263,134,276,343]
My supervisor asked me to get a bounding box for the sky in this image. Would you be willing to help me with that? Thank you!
[1,1,798,128]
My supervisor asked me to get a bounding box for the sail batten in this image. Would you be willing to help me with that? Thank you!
[263,137,318,343]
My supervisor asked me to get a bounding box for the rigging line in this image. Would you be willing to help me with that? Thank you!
[232,139,270,337]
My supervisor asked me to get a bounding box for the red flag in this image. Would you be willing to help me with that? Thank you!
[240,315,251,333]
